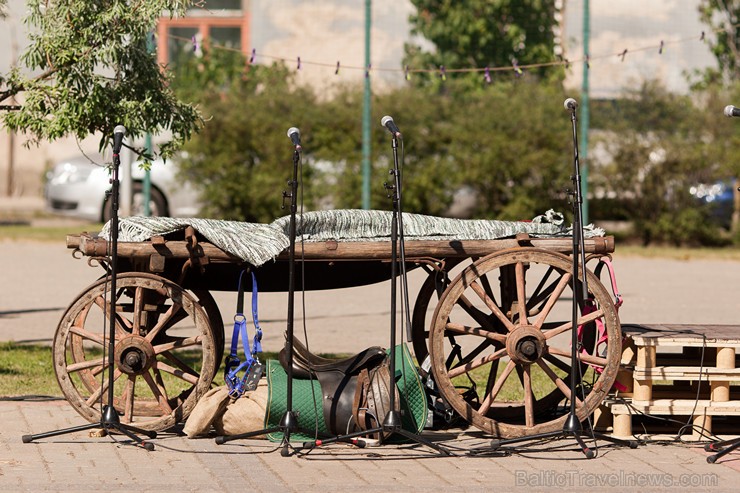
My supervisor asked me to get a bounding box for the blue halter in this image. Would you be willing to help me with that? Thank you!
[224,270,263,398]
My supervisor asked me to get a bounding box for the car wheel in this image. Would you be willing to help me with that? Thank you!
[103,182,169,222]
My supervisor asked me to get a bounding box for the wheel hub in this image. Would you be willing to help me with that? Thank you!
[506,325,547,364]
[114,335,156,375]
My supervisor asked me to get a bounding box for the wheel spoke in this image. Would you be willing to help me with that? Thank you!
[543,353,572,374]
[161,350,201,379]
[156,360,199,385]
[522,364,534,427]
[469,281,515,332]
[533,272,572,329]
[515,262,528,324]
[92,296,128,338]
[543,308,604,340]
[444,323,507,343]
[66,356,107,373]
[478,271,497,305]
[144,302,182,343]
[448,347,507,379]
[132,287,144,336]
[536,360,583,406]
[152,335,203,354]
[478,360,516,415]
[68,325,106,346]
[456,294,503,333]
[122,376,136,423]
[484,358,501,396]
[526,266,558,311]
[142,368,173,414]
[454,339,496,369]
[85,368,122,407]
[548,346,609,368]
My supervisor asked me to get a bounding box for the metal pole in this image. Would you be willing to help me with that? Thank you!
[6,23,18,197]
[361,0,372,210]
[143,134,152,216]
[580,0,590,225]
[143,32,156,216]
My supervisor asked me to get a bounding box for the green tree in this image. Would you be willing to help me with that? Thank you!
[591,82,732,245]
[174,56,322,223]
[315,79,573,220]
[697,1,740,235]
[404,0,563,85]
[314,83,466,215]
[698,0,740,85]
[0,1,201,159]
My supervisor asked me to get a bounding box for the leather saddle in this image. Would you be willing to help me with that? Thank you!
[278,335,398,439]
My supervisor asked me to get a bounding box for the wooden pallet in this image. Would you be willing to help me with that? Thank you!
[606,324,740,439]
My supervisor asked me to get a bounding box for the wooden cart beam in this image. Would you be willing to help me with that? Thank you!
[67,234,614,263]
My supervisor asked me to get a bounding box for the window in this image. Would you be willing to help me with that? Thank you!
[157,2,249,66]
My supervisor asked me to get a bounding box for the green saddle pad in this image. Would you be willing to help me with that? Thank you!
[264,343,427,442]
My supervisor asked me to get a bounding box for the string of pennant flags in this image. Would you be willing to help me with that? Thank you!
[168,24,722,82]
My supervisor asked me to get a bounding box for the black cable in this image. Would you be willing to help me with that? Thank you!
[395,137,413,424]
[297,153,322,442]
[0,395,65,402]
[612,329,717,445]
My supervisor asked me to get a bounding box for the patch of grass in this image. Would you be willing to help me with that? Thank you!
[0,343,60,397]
[0,341,595,416]
[0,342,284,399]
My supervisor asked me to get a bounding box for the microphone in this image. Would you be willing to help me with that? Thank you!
[112,125,126,154]
[381,115,402,138]
[287,127,302,150]
[724,105,740,117]
[564,98,578,111]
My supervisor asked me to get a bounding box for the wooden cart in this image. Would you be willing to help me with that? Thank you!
[56,225,621,438]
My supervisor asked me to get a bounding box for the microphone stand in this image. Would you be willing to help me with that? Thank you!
[300,130,452,455]
[703,186,740,464]
[215,139,314,456]
[22,128,157,450]
[485,103,638,458]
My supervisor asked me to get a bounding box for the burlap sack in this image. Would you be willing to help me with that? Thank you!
[183,386,231,438]
[214,380,269,437]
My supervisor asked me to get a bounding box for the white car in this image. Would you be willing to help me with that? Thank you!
[45,155,201,222]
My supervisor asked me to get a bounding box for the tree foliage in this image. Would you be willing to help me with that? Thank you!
[697,0,740,85]
[589,82,740,245]
[173,49,574,223]
[173,56,321,223]
[404,0,562,85]
[0,0,202,159]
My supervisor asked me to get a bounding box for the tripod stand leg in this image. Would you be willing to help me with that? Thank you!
[490,431,561,449]
[22,420,156,451]
[301,424,453,456]
[392,428,454,456]
[570,431,595,458]
[706,437,740,463]
[107,423,155,451]
[215,426,282,445]
[589,431,638,449]
[22,422,103,443]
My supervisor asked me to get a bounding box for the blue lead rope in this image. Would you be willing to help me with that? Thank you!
[224,270,263,398]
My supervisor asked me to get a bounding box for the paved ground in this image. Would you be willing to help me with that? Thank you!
[1,232,740,492]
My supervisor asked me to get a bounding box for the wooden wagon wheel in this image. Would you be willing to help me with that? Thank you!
[192,289,225,378]
[411,259,459,367]
[53,273,218,431]
[429,248,621,438]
